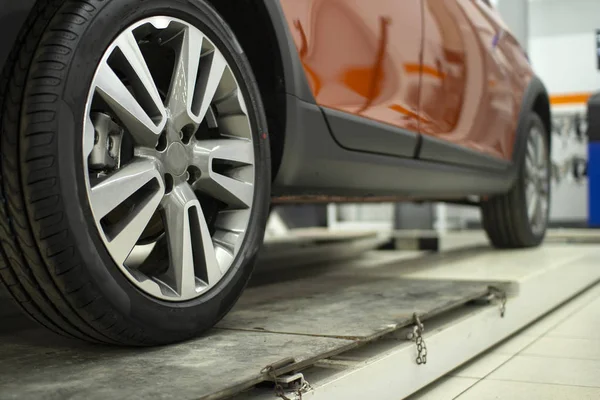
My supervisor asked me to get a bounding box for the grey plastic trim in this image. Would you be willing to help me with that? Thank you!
[322,108,420,159]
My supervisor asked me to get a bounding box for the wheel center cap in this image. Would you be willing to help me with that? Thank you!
[165,142,188,176]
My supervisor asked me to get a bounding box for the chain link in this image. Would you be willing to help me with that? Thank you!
[411,313,428,365]
[489,286,507,318]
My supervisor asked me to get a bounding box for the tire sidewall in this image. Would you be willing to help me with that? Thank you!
[42,0,270,340]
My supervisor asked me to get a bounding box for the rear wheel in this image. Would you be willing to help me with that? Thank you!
[0,0,270,345]
[481,113,550,248]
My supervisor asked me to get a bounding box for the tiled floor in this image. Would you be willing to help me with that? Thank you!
[409,283,600,400]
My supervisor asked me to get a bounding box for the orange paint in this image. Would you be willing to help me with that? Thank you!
[419,0,532,161]
[279,0,422,131]
[404,63,446,80]
[550,93,591,105]
[279,0,535,161]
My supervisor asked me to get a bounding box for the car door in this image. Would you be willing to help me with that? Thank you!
[279,0,424,158]
[418,0,519,169]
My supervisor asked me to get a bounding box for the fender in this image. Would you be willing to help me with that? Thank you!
[261,0,316,103]
[509,75,552,182]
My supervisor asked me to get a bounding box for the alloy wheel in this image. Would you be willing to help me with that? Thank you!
[83,17,255,301]
[524,126,550,235]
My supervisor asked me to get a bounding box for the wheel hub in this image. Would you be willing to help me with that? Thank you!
[165,142,188,176]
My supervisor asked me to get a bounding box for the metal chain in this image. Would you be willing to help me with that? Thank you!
[261,366,291,400]
[412,313,428,365]
[260,366,312,400]
[488,286,507,318]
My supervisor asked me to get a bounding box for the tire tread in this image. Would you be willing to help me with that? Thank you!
[0,0,147,345]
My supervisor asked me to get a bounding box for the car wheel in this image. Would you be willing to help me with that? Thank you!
[481,113,550,248]
[0,0,270,345]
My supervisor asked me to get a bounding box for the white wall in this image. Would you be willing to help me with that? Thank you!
[496,0,529,50]
[529,0,596,223]
[529,0,600,95]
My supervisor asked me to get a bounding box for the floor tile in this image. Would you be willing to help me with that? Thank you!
[488,355,600,387]
[522,337,600,360]
[547,302,600,340]
[490,334,538,355]
[406,377,477,400]
[456,380,600,400]
[520,284,600,337]
[452,353,512,379]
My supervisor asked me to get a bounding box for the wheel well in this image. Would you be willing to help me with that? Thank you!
[532,91,552,150]
[206,0,287,180]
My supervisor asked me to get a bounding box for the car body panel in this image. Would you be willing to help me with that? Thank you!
[419,0,532,162]
[279,0,423,135]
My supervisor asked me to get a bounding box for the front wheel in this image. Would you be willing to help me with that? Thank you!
[0,0,270,345]
[481,113,551,248]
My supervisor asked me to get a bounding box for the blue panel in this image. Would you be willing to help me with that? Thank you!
[588,143,600,226]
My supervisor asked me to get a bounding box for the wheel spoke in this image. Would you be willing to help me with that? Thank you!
[167,26,205,132]
[527,139,536,164]
[191,139,254,208]
[90,159,164,265]
[90,159,163,219]
[193,49,227,124]
[115,31,166,116]
[527,183,538,219]
[533,194,544,228]
[95,62,165,147]
[540,179,550,194]
[197,173,253,209]
[536,130,545,167]
[214,209,251,233]
[163,184,221,297]
[193,139,254,166]
[525,156,535,182]
[539,194,549,217]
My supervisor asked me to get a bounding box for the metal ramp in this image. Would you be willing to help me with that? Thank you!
[1,232,599,400]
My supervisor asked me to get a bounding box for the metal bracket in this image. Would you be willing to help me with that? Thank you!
[488,286,507,318]
[406,313,428,365]
[261,358,313,400]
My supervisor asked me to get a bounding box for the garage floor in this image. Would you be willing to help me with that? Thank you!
[409,282,600,400]
[1,233,599,400]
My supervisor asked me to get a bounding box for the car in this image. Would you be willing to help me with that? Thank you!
[0,0,551,346]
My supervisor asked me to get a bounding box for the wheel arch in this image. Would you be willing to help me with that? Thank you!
[206,0,315,181]
[513,76,553,166]
[532,89,552,151]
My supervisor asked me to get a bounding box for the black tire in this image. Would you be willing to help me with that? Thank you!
[0,0,271,345]
[481,113,550,249]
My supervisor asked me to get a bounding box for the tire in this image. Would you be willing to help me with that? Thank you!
[481,113,550,249]
[0,0,271,345]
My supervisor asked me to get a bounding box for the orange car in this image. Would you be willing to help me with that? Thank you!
[0,0,550,345]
